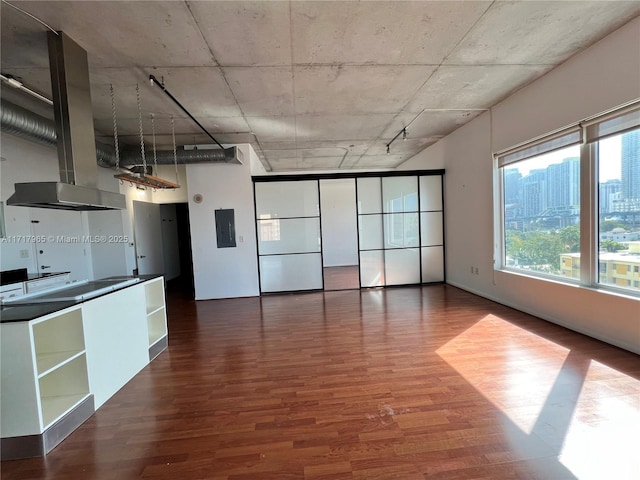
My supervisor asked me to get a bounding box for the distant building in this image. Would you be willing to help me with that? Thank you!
[522,169,546,218]
[561,241,640,290]
[600,228,640,242]
[621,130,640,200]
[504,169,522,204]
[599,179,621,214]
[547,157,579,209]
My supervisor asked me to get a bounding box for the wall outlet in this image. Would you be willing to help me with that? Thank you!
[20,249,29,258]
[239,235,244,243]
[474,267,479,275]
[470,266,474,274]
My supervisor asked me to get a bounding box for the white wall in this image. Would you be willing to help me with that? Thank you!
[320,179,358,267]
[405,17,640,354]
[491,17,640,153]
[397,140,447,171]
[88,166,128,278]
[0,134,91,279]
[0,134,133,280]
[187,144,260,299]
[151,164,188,204]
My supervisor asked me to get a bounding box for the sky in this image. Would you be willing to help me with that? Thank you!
[511,135,621,181]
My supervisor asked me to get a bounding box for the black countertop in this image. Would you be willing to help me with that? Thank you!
[0,269,70,286]
[0,275,163,323]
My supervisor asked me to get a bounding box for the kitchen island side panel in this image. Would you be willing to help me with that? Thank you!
[82,283,149,408]
[0,322,41,437]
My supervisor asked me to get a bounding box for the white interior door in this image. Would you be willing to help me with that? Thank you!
[133,201,164,275]
[30,210,90,281]
[255,181,323,292]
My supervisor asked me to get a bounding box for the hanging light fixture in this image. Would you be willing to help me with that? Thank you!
[113,83,180,190]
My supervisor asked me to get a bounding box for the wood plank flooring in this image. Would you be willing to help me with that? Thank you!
[323,266,360,291]
[2,285,639,479]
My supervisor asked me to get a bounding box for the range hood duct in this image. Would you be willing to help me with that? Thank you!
[7,32,125,211]
[1,98,243,167]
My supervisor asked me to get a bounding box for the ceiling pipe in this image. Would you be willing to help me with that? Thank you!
[0,98,241,167]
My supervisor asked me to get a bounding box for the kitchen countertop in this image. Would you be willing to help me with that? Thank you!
[0,275,162,323]
[0,269,70,286]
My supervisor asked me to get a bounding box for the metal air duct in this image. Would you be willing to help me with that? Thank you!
[0,99,243,167]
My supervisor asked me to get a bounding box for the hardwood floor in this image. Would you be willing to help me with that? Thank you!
[323,266,360,291]
[2,285,639,479]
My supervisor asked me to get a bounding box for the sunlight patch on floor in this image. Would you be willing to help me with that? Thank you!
[436,314,570,433]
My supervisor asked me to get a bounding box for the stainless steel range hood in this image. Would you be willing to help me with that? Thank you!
[7,32,125,211]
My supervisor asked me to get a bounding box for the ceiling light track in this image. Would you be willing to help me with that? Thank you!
[385,107,490,155]
[386,127,408,155]
[149,74,224,150]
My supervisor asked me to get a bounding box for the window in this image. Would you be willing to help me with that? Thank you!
[597,127,640,291]
[499,130,581,279]
[497,102,640,295]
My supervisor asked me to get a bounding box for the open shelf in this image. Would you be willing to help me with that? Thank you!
[40,393,91,428]
[38,354,90,429]
[36,350,85,378]
[145,279,165,314]
[147,309,167,346]
[146,305,164,317]
[32,308,85,376]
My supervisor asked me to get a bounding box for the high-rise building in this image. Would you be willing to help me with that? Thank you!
[522,169,546,217]
[600,179,621,214]
[503,169,522,204]
[621,129,640,200]
[547,157,579,209]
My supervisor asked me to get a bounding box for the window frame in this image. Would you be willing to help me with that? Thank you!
[494,100,640,297]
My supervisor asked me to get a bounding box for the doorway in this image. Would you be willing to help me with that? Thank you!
[132,200,164,275]
[172,203,194,296]
[319,179,359,290]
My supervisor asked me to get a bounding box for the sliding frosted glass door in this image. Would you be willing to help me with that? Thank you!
[255,181,323,292]
[357,174,444,287]
[420,175,444,282]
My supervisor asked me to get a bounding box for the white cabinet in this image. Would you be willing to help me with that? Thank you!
[32,308,90,427]
[1,305,92,450]
[1,276,168,460]
[145,277,168,360]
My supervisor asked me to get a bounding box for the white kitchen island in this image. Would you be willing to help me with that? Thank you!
[0,276,167,460]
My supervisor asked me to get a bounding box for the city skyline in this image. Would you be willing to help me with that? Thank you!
[512,136,622,181]
[504,129,639,222]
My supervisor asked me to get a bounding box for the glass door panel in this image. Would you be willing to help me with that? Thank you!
[255,181,319,218]
[386,249,420,285]
[259,254,323,292]
[421,246,444,283]
[357,178,382,214]
[255,180,322,293]
[383,176,418,213]
[360,250,385,287]
[257,217,320,255]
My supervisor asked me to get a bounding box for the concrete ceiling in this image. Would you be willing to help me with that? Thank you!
[1,1,639,172]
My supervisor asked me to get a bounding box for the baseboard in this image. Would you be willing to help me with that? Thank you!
[1,395,95,460]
